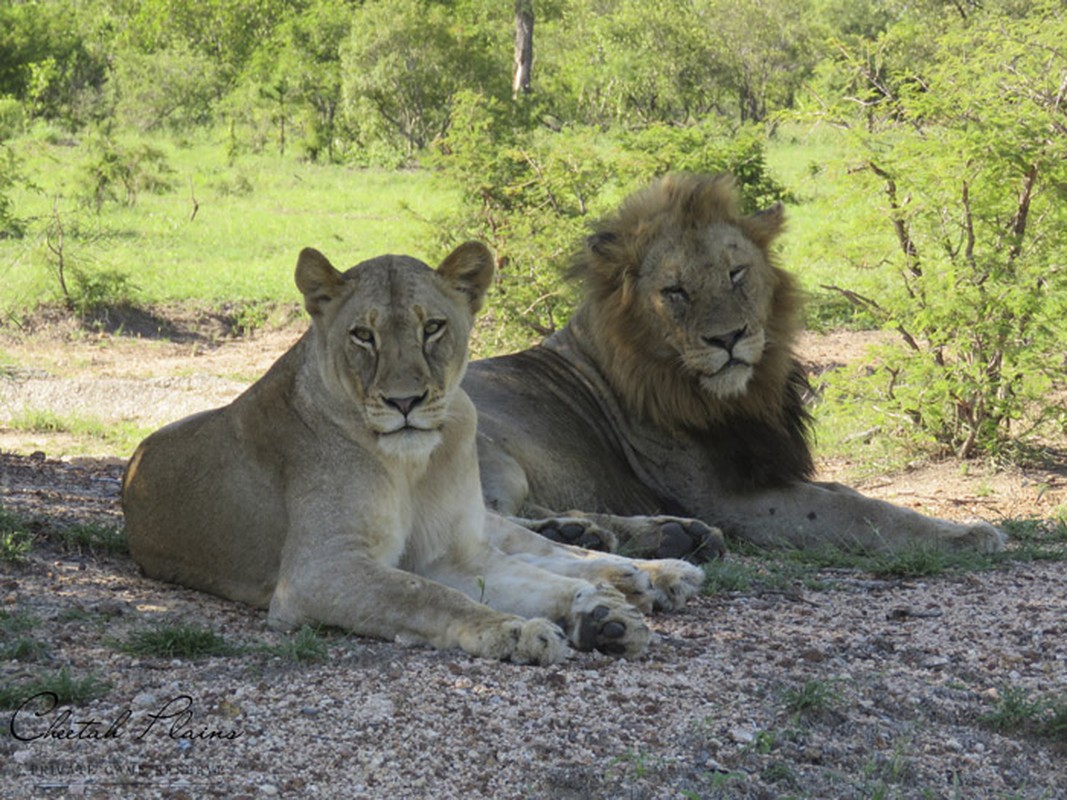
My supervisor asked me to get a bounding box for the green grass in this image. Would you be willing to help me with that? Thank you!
[0,667,109,710]
[981,685,1067,742]
[782,679,839,718]
[259,625,330,663]
[55,521,128,556]
[119,623,236,659]
[0,610,49,662]
[4,409,152,455]
[1,130,456,318]
[702,529,1057,602]
[0,505,34,562]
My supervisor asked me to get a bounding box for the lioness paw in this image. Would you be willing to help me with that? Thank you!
[947,521,1008,554]
[640,559,705,612]
[512,618,570,666]
[567,585,649,659]
[589,563,657,614]
[462,617,568,665]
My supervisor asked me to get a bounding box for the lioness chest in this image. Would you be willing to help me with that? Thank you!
[346,423,487,574]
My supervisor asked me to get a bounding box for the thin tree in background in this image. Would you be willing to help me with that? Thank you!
[513,0,534,98]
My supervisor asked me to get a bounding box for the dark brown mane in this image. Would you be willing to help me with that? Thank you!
[570,172,815,488]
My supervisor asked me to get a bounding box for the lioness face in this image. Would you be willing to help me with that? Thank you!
[639,222,776,399]
[295,243,494,462]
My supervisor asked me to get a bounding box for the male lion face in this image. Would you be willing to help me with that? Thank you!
[295,243,494,461]
[637,222,776,399]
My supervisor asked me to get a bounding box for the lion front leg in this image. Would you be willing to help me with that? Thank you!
[268,556,568,666]
[424,534,652,659]
[713,481,1007,554]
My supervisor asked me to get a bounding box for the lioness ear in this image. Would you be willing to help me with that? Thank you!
[437,241,495,314]
[743,201,786,247]
[295,248,345,316]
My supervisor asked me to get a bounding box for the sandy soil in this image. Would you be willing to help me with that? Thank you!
[1,314,1065,799]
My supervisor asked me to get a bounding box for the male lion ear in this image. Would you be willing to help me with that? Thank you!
[295,248,345,317]
[438,241,495,314]
[743,202,786,247]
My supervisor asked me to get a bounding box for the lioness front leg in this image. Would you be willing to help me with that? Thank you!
[486,515,706,614]
[269,556,568,666]
[424,543,652,658]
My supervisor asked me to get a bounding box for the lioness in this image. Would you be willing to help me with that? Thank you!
[122,242,703,664]
[465,173,1006,557]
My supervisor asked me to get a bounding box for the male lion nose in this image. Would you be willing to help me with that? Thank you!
[384,394,426,416]
[703,326,748,352]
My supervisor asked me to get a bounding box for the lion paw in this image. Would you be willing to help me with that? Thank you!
[641,559,706,611]
[566,585,649,658]
[946,521,1008,554]
[620,517,726,562]
[587,564,657,614]
[509,618,571,665]
[527,517,619,552]
[464,617,569,666]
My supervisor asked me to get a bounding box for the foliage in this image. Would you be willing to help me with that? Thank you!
[0,143,27,238]
[432,92,792,351]
[79,136,175,211]
[341,0,507,157]
[805,0,1067,458]
[430,91,605,350]
[0,0,110,128]
[111,43,222,132]
[535,0,819,126]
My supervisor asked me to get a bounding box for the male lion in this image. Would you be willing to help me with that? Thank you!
[464,173,1006,558]
[122,242,704,665]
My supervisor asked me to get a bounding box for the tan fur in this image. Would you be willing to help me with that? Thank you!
[466,173,1006,556]
[122,243,705,665]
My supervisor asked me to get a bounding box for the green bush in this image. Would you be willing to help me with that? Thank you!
[805,2,1067,459]
[79,136,174,211]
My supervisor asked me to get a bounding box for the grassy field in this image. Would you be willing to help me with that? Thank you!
[1,128,457,317]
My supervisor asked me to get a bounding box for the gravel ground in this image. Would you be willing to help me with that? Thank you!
[1,320,1066,799]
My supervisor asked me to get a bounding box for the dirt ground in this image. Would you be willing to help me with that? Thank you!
[1,311,1065,799]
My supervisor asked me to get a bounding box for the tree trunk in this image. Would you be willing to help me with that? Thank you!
[513,0,534,99]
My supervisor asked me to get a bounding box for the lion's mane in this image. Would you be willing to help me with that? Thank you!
[572,173,815,491]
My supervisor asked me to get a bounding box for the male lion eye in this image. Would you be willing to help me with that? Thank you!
[349,326,375,345]
[729,267,748,286]
[661,286,690,303]
[423,319,446,338]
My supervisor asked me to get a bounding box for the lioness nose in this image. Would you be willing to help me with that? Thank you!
[385,394,425,416]
[704,326,747,352]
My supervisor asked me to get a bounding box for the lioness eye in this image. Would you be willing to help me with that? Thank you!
[424,319,446,338]
[349,326,375,345]
[661,286,690,303]
[729,267,748,286]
